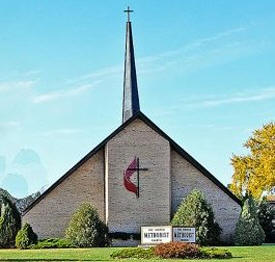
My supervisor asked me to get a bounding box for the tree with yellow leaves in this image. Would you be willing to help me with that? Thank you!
[230,122,275,200]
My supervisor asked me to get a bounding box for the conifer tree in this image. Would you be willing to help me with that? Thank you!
[234,197,265,245]
[0,196,21,248]
[16,223,38,249]
[171,189,221,245]
[66,203,109,247]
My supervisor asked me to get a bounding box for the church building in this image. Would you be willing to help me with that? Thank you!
[23,12,241,245]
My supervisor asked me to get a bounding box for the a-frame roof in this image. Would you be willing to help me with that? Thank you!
[23,111,241,215]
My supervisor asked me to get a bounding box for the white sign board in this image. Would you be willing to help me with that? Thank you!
[141,226,172,245]
[173,227,196,243]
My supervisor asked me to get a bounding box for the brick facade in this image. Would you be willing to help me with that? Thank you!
[171,150,241,241]
[23,150,105,239]
[23,117,240,244]
[105,119,171,233]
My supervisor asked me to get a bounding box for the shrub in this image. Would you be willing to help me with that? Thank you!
[154,242,200,259]
[110,247,154,259]
[108,232,140,240]
[32,238,73,249]
[258,198,275,242]
[234,197,265,245]
[200,247,232,259]
[15,223,38,249]
[171,189,221,245]
[65,203,109,247]
[0,196,21,248]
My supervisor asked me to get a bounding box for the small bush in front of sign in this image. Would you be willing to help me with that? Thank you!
[171,189,221,245]
[154,242,200,259]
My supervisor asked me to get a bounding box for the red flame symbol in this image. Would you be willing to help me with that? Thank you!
[123,157,138,196]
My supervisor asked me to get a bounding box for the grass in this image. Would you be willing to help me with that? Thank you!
[0,245,274,261]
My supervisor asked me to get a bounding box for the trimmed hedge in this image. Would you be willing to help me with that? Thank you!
[109,232,140,240]
[32,238,74,249]
[110,247,154,259]
[200,247,232,259]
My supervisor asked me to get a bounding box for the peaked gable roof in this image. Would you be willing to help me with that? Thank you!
[23,111,241,215]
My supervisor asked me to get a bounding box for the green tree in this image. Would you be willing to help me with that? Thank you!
[171,189,221,245]
[0,196,21,248]
[258,198,275,243]
[234,197,265,245]
[15,223,38,249]
[230,122,275,200]
[66,203,109,247]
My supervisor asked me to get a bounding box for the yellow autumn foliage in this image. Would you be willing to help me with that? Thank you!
[230,122,275,200]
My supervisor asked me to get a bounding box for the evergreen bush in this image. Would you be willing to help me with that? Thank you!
[65,203,109,247]
[258,198,275,242]
[234,197,265,245]
[171,189,221,245]
[15,223,38,249]
[0,196,21,248]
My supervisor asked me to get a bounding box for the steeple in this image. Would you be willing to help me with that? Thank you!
[122,7,140,123]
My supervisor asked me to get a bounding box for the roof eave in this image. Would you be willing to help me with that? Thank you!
[23,111,241,215]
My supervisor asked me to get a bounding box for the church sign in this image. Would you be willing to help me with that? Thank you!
[141,226,172,245]
[172,227,196,243]
[141,226,196,245]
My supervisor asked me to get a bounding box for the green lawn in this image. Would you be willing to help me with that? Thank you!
[0,245,274,262]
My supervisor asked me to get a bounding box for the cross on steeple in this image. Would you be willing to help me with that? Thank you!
[124,6,133,22]
[122,6,140,123]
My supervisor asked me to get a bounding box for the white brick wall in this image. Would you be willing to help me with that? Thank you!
[23,150,105,239]
[171,150,241,242]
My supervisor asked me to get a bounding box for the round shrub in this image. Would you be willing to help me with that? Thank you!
[234,197,265,246]
[171,189,221,245]
[16,223,38,249]
[154,242,200,259]
[65,203,109,247]
[0,196,21,248]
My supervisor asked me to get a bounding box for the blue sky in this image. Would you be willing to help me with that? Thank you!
[0,1,274,198]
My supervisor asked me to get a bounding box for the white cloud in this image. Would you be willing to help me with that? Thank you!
[67,26,250,85]
[189,87,275,108]
[0,80,36,93]
[41,128,83,137]
[33,82,100,104]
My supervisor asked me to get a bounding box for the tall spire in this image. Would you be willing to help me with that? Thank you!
[122,7,140,123]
